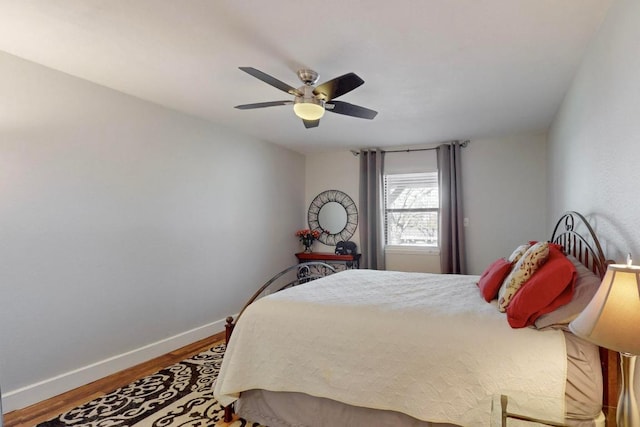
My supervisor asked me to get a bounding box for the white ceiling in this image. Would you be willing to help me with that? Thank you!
[0,0,613,154]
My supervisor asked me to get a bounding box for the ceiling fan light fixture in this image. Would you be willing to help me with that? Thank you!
[293,97,325,121]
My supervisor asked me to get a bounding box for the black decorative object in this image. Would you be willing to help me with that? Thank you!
[335,241,357,255]
[308,190,358,246]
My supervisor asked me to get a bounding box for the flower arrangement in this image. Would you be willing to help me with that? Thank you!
[296,228,321,252]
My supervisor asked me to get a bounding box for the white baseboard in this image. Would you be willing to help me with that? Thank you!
[2,317,229,413]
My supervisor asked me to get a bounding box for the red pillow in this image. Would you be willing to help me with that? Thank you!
[477,258,513,302]
[506,246,577,328]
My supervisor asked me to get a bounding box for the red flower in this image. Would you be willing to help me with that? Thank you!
[295,228,320,242]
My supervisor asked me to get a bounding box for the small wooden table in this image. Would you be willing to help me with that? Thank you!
[295,252,361,270]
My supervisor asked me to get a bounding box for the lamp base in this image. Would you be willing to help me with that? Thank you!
[617,353,639,427]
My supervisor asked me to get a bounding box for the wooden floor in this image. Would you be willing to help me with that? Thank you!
[3,331,226,427]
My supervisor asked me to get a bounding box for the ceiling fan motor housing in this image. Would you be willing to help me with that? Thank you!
[297,69,319,85]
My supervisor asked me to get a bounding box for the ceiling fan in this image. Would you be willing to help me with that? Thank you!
[234,67,378,128]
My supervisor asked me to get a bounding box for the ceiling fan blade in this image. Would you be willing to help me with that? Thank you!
[303,119,320,129]
[239,67,302,96]
[235,100,293,110]
[313,72,364,101]
[326,101,378,120]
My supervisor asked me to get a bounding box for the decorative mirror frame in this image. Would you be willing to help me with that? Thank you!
[308,189,358,246]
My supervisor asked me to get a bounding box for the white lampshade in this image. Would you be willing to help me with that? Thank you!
[569,263,640,355]
[293,99,325,121]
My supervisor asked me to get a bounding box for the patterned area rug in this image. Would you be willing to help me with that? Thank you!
[38,343,263,427]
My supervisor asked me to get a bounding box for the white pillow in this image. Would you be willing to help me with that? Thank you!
[508,243,531,263]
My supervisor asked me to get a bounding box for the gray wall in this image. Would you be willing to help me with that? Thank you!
[547,0,640,402]
[0,51,305,409]
[462,133,547,274]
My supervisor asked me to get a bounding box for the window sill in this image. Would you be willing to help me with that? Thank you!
[385,245,440,256]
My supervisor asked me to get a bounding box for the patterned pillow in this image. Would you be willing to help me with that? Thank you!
[498,241,550,312]
[508,244,531,263]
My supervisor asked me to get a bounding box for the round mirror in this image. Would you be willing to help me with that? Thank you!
[308,190,358,246]
[318,202,348,234]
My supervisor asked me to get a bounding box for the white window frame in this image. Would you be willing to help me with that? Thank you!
[384,172,440,253]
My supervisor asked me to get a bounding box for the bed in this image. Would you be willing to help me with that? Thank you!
[214,212,618,426]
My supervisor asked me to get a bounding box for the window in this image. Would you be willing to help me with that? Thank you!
[384,172,439,247]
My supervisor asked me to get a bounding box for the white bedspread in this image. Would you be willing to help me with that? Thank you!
[214,269,568,425]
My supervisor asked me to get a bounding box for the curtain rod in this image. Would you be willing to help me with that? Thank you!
[350,140,469,156]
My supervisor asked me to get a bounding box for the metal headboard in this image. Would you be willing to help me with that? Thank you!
[550,211,609,279]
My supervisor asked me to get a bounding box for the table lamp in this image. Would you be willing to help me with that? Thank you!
[569,258,640,427]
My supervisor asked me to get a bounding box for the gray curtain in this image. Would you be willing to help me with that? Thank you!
[359,149,385,270]
[437,142,466,274]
